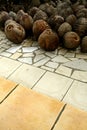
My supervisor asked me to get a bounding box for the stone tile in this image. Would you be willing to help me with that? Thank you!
[0,43,10,49]
[0,57,22,78]
[0,77,17,103]
[76,53,87,59]
[0,48,5,53]
[58,48,67,55]
[0,85,65,130]
[46,61,59,69]
[63,59,87,71]
[63,80,87,111]
[45,52,56,58]
[22,53,34,57]
[33,72,73,100]
[65,52,75,58]
[10,52,22,59]
[56,65,72,77]
[34,57,50,67]
[22,39,33,47]
[34,54,46,62]
[9,64,46,88]
[0,52,12,57]
[41,66,54,72]
[35,49,45,55]
[18,57,33,64]
[22,47,38,53]
[53,105,87,130]
[32,41,38,47]
[52,55,69,63]
[7,46,22,53]
[68,58,78,61]
[71,70,87,82]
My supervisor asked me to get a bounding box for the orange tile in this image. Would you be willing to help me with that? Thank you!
[0,85,64,130]
[54,105,87,130]
[0,77,17,103]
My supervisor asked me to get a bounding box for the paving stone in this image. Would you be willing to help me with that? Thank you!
[41,66,54,72]
[52,55,69,63]
[33,72,73,100]
[22,47,38,53]
[34,57,50,67]
[76,53,87,59]
[7,46,22,53]
[0,77,17,103]
[0,57,22,78]
[68,58,78,61]
[18,57,33,64]
[65,52,75,58]
[0,52,12,57]
[45,52,56,58]
[9,64,46,88]
[0,85,65,130]
[71,70,87,82]
[63,59,87,71]
[58,48,67,55]
[34,54,46,62]
[35,49,45,55]
[0,43,10,49]
[53,105,87,130]
[22,39,33,47]
[46,61,59,69]
[22,53,34,57]
[10,52,22,59]
[63,80,87,111]
[56,65,72,77]
[0,48,5,53]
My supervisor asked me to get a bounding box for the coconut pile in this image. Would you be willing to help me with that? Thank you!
[0,0,87,52]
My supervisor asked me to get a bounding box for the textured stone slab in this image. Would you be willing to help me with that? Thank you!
[7,46,22,53]
[46,61,59,69]
[22,47,38,53]
[0,57,22,78]
[71,70,87,82]
[10,52,22,59]
[53,105,87,130]
[76,53,87,59]
[56,65,72,77]
[0,77,17,103]
[9,64,46,88]
[52,55,69,63]
[63,80,87,111]
[34,54,45,62]
[63,59,87,71]
[0,85,65,130]
[18,57,33,64]
[33,72,73,100]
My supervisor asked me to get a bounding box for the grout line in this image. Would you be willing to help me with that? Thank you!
[0,84,19,104]
[50,104,67,130]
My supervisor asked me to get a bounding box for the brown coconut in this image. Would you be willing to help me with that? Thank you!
[5,20,25,44]
[73,17,87,37]
[38,29,59,51]
[29,7,40,17]
[65,14,77,26]
[63,31,80,49]
[33,19,50,39]
[16,10,33,30]
[0,11,10,28]
[81,36,87,53]
[58,22,72,37]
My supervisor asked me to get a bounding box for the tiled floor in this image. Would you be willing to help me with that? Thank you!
[0,30,87,129]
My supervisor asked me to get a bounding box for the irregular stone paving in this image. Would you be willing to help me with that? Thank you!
[0,30,87,111]
[0,77,87,130]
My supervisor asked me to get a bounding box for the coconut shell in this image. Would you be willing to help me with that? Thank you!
[63,31,80,49]
[73,17,87,37]
[58,22,72,37]
[5,20,25,44]
[33,19,50,39]
[29,7,40,17]
[33,10,48,21]
[65,14,77,26]
[38,29,59,51]
[81,36,87,53]
[16,10,33,30]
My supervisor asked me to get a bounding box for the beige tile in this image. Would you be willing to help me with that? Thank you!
[0,57,22,78]
[71,70,87,82]
[33,72,73,100]
[56,65,72,77]
[9,64,46,88]
[10,52,22,59]
[53,105,87,130]
[63,80,87,111]
[0,77,17,103]
[0,85,65,130]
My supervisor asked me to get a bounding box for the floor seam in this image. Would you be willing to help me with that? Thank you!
[50,104,67,130]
